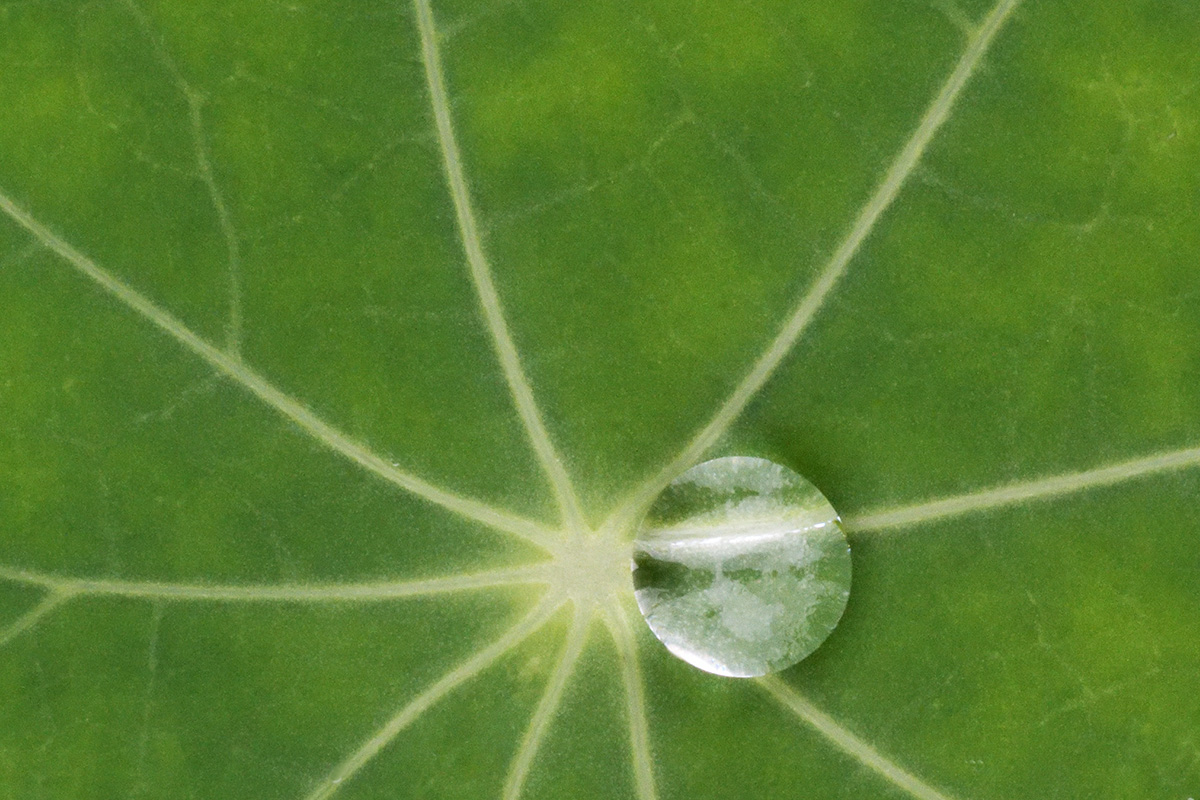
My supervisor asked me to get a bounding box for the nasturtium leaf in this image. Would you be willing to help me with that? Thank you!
[1,0,1198,798]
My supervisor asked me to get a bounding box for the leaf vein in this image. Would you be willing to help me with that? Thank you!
[604,600,658,800]
[758,676,959,800]
[0,562,550,604]
[502,606,590,800]
[123,0,243,354]
[603,0,1024,534]
[301,595,561,800]
[848,443,1200,532]
[0,588,77,651]
[0,188,558,549]
[412,0,586,534]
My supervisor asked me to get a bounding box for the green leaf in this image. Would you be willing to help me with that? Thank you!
[2,0,1198,798]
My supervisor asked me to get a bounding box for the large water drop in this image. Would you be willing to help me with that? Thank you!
[632,456,851,678]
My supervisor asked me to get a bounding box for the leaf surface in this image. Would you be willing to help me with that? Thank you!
[1,0,1198,798]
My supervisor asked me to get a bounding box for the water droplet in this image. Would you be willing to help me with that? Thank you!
[632,456,851,678]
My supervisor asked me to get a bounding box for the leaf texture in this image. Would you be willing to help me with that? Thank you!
[1,0,1198,798]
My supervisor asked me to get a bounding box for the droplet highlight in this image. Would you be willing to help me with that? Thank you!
[633,456,851,678]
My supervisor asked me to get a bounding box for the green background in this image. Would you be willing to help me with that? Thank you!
[1,0,1198,798]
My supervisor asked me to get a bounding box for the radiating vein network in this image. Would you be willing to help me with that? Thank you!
[602,0,1025,536]
[2,2,1188,800]
[0,189,558,550]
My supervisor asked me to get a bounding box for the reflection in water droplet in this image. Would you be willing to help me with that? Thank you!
[632,456,851,678]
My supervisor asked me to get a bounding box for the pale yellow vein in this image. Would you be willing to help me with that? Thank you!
[123,0,243,354]
[0,562,548,604]
[602,0,1024,536]
[604,599,658,800]
[849,443,1200,532]
[302,596,562,800]
[412,0,586,535]
[0,189,558,549]
[131,601,165,799]
[758,676,958,800]
[502,605,591,800]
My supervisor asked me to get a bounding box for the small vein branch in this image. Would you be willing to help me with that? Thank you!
[186,91,244,356]
[131,602,164,799]
[123,0,242,354]
[0,188,558,549]
[412,0,586,534]
[603,0,1023,534]
[0,588,78,650]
